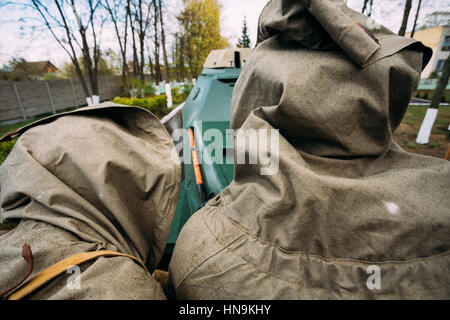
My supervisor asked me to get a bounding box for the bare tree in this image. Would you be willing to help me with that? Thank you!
[173,32,186,82]
[74,0,100,96]
[30,0,90,98]
[138,0,145,81]
[361,0,373,16]
[416,55,450,144]
[430,55,450,109]
[30,0,104,103]
[103,0,130,88]
[126,0,153,82]
[128,5,139,77]
[147,44,155,81]
[410,0,423,38]
[136,0,153,82]
[361,0,369,13]
[398,0,412,36]
[152,0,161,84]
[158,0,170,82]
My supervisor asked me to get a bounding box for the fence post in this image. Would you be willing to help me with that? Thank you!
[70,78,78,107]
[45,81,56,114]
[12,82,27,121]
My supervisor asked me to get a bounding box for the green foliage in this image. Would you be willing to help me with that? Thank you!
[414,90,450,102]
[112,84,193,118]
[183,84,194,96]
[112,95,169,118]
[171,84,194,103]
[0,140,16,165]
[58,54,114,79]
[238,16,251,48]
[0,58,48,81]
[129,78,156,96]
[176,0,230,78]
[41,73,60,80]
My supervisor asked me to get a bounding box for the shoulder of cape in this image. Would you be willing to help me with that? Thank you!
[0,102,158,142]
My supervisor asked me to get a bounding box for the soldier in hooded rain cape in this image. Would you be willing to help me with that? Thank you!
[168,0,450,299]
[0,103,180,299]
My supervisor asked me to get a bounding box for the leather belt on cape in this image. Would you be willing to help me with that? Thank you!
[7,250,149,300]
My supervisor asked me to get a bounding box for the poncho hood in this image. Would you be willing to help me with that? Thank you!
[0,103,181,268]
[232,0,432,157]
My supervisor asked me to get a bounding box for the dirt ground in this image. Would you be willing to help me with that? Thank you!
[393,105,449,159]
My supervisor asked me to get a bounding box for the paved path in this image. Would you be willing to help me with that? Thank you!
[410,98,449,106]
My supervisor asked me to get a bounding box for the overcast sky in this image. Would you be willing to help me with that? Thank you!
[0,0,448,68]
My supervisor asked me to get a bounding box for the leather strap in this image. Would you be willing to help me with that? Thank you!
[8,250,148,300]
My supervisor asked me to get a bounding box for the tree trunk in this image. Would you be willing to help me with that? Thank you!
[430,55,450,109]
[72,0,98,96]
[72,58,90,98]
[368,0,373,17]
[129,8,139,78]
[361,0,369,14]
[43,0,90,98]
[88,0,100,96]
[79,27,98,95]
[158,0,170,82]
[104,0,129,90]
[416,55,450,144]
[138,0,145,82]
[148,51,155,82]
[153,0,161,85]
[398,0,412,36]
[123,1,130,85]
[179,34,186,81]
[411,0,422,38]
[173,34,178,81]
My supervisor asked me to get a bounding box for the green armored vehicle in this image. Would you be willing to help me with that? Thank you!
[161,48,252,258]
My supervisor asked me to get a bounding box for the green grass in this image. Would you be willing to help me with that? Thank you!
[0,114,50,137]
[394,105,449,158]
[405,140,418,148]
[429,142,442,149]
[402,105,450,135]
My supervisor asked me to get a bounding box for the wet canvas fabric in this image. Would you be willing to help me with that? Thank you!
[169,0,450,299]
[0,103,181,299]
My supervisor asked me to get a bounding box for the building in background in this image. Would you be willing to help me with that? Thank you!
[407,26,450,78]
[26,61,58,74]
[0,59,59,81]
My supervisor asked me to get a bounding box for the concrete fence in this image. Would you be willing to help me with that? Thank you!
[0,76,122,123]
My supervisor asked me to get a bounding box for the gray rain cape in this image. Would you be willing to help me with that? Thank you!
[169,0,450,299]
[0,103,180,299]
